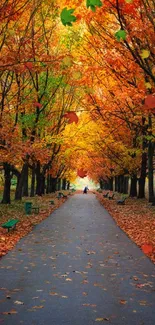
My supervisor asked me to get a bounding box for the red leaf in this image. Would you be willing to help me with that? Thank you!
[64,111,78,124]
[141,243,153,254]
[34,102,42,108]
[24,62,33,70]
[77,169,87,178]
[145,94,155,109]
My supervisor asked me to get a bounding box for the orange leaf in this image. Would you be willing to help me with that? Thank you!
[141,243,153,254]
[77,169,87,178]
[63,111,78,124]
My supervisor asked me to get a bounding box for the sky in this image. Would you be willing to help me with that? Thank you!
[72,177,99,190]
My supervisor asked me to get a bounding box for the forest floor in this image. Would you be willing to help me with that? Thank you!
[0,190,72,258]
[96,191,155,264]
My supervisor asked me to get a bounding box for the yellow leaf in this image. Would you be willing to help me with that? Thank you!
[140,49,150,59]
[145,82,152,89]
[95,318,110,321]
[32,305,44,309]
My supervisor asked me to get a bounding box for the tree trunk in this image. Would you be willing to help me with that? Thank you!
[1,163,11,204]
[130,175,137,197]
[62,179,66,190]
[15,163,28,200]
[46,173,50,194]
[138,152,147,198]
[35,161,41,195]
[40,174,45,195]
[117,175,121,192]
[30,164,35,197]
[57,178,61,191]
[123,177,129,194]
[50,177,57,192]
[115,176,118,192]
[108,177,113,191]
[22,163,29,197]
[148,115,155,202]
[120,175,124,193]
[148,140,155,202]
[67,181,70,190]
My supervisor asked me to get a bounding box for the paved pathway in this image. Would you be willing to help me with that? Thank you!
[0,194,155,325]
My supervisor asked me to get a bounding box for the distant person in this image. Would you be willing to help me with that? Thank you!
[83,186,89,194]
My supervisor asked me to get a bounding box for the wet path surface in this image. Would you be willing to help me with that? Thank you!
[0,194,155,325]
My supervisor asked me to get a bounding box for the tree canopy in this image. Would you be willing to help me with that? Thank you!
[0,0,155,202]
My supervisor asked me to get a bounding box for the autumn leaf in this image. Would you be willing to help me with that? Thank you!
[140,49,150,59]
[77,169,87,178]
[61,8,77,26]
[145,82,152,89]
[34,102,42,108]
[145,94,155,109]
[141,243,153,254]
[120,300,127,305]
[14,300,24,305]
[61,295,68,298]
[63,111,79,124]
[95,318,110,321]
[2,309,17,315]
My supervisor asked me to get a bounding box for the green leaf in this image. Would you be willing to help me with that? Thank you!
[115,29,127,41]
[61,8,77,26]
[86,0,102,12]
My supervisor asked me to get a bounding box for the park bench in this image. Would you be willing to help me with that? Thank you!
[49,200,55,205]
[1,219,19,232]
[108,193,115,200]
[117,197,127,205]
[103,192,109,198]
[24,202,39,214]
[57,192,67,199]
[31,206,40,214]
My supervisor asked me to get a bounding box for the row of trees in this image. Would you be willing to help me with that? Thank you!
[0,0,155,203]
[62,0,155,202]
[0,0,82,203]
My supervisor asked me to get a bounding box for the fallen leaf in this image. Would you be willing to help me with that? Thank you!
[2,309,17,315]
[82,292,88,296]
[32,305,44,309]
[95,318,110,321]
[141,243,153,254]
[81,280,89,284]
[61,296,68,298]
[14,300,24,305]
[120,300,127,305]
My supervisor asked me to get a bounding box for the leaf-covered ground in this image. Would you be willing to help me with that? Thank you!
[0,191,71,258]
[96,191,155,263]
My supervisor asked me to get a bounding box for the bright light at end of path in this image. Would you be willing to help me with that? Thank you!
[72,177,98,190]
